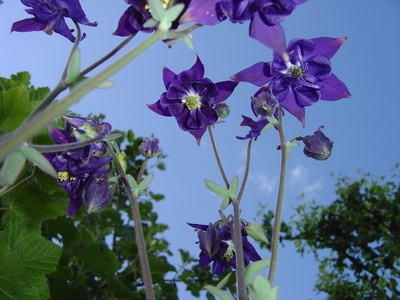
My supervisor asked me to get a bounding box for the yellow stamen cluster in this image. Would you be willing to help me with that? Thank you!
[291,67,304,78]
[58,171,76,182]
[182,94,201,110]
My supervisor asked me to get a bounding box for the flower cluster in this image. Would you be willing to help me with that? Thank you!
[148,56,238,145]
[45,115,115,217]
[188,221,262,275]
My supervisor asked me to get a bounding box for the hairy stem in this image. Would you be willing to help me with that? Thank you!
[207,125,229,187]
[232,197,246,300]
[267,105,287,284]
[106,142,155,300]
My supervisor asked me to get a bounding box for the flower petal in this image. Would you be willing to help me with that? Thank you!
[310,37,347,59]
[214,81,238,103]
[319,73,351,100]
[180,0,223,25]
[231,62,273,86]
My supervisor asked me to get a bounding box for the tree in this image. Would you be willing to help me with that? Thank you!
[262,165,400,299]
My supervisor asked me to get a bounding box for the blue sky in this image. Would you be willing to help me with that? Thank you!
[1,1,400,299]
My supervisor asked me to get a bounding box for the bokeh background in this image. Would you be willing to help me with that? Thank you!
[1,1,399,298]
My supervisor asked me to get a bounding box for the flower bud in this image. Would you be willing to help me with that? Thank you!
[215,103,230,118]
[139,137,161,159]
[246,219,268,244]
[302,128,333,161]
[251,91,277,118]
[83,172,115,214]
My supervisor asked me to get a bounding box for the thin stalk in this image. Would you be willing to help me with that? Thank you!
[0,30,167,160]
[207,125,229,188]
[232,197,246,300]
[106,142,155,300]
[237,138,253,202]
[267,105,287,284]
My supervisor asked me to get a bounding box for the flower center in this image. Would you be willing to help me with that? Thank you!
[291,66,303,78]
[58,171,76,182]
[223,240,235,262]
[182,94,201,110]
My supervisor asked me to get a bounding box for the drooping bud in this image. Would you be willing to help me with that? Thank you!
[139,137,161,159]
[215,103,230,118]
[251,91,277,118]
[302,127,333,161]
[246,219,268,244]
[83,171,115,214]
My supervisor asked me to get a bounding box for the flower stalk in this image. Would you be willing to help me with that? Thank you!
[106,142,155,300]
[268,105,287,284]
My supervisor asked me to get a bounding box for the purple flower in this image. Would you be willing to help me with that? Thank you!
[113,0,154,37]
[148,56,238,145]
[45,115,114,216]
[231,37,351,126]
[237,87,278,140]
[11,0,97,42]
[180,0,226,25]
[188,222,262,275]
[302,127,333,160]
[139,137,161,159]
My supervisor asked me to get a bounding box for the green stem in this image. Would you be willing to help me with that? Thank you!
[237,138,253,202]
[232,197,247,300]
[267,105,287,284]
[207,125,229,188]
[106,142,155,300]
[0,30,167,161]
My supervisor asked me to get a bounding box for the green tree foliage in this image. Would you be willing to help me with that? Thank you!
[262,166,400,299]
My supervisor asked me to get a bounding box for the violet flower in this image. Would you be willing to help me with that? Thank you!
[45,115,114,216]
[139,137,161,159]
[11,0,97,42]
[148,56,238,145]
[188,222,262,275]
[237,87,278,140]
[231,37,351,125]
[302,127,333,161]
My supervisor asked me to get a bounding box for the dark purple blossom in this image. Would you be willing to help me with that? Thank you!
[45,115,114,217]
[139,137,161,159]
[113,0,154,36]
[11,0,97,42]
[148,56,238,145]
[188,222,262,275]
[237,87,278,140]
[302,127,333,160]
[180,0,226,25]
[231,37,351,126]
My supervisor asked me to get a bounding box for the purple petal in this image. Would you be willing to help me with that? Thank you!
[310,37,347,59]
[293,0,308,4]
[250,12,288,59]
[66,195,83,217]
[213,81,238,103]
[11,18,46,32]
[147,99,173,117]
[113,7,139,36]
[190,55,205,79]
[187,222,209,231]
[231,62,272,86]
[180,0,223,25]
[319,73,351,100]
[51,16,76,42]
[162,67,177,89]
[48,125,74,144]
[188,127,208,146]
[278,88,306,126]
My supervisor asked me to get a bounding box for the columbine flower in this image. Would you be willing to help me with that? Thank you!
[148,56,238,145]
[301,127,333,161]
[45,115,114,216]
[139,137,161,159]
[231,37,351,125]
[188,222,262,275]
[11,0,97,42]
[237,87,278,140]
[113,0,155,36]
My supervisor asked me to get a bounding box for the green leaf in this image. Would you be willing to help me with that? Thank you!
[0,220,62,300]
[138,172,154,193]
[20,146,57,178]
[76,243,120,274]
[66,48,81,84]
[1,184,68,224]
[245,259,270,283]
[247,275,278,300]
[216,271,235,288]
[204,285,235,300]
[0,151,26,186]
[164,4,185,22]
[147,0,165,21]
[127,174,139,197]
[10,71,31,87]
[204,179,230,198]
[0,86,32,132]
[228,176,238,199]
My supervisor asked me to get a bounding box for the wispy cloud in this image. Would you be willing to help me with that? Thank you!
[288,164,323,199]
